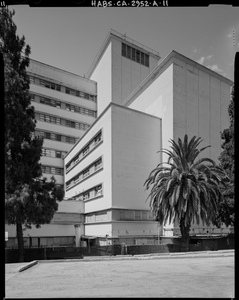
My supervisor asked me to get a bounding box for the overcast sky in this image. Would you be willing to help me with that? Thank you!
[11,5,238,81]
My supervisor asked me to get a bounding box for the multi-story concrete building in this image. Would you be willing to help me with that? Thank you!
[27,59,97,187]
[6,60,97,247]
[6,30,233,248]
[65,30,233,245]
[65,103,162,246]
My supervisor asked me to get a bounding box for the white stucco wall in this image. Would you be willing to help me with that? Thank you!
[173,57,232,162]
[111,104,162,210]
[84,223,112,237]
[5,224,75,238]
[89,42,112,116]
[112,221,159,237]
[127,63,174,163]
[111,38,159,106]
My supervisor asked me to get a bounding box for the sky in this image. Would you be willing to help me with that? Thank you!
[10,4,239,82]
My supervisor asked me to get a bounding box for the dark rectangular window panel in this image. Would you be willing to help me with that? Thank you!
[122,43,127,57]
[145,54,149,67]
[136,50,140,63]
[132,48,136,61]
[127,45,131,59]
[141,52,145,65]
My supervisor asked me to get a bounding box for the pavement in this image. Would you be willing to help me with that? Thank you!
[5,250,234,298]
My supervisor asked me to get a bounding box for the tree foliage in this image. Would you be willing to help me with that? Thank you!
[145,135,228,251]
[2,8,64,261]
[214,85,235,227]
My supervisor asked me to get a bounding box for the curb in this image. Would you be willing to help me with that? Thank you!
[24,250,234,265]
[18,260,38,272]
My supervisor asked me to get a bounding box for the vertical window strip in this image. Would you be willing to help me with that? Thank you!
[121,43,149,67]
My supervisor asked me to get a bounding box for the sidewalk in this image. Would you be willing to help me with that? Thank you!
[6,249,234,272]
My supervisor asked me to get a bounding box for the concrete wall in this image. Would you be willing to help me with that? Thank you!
[127,63,174,163]
[112,221,159,237]
[111,38,152,105]
[111,104,162,210]
[172,57,231,162]
[6,224,75,238]
[89,42,112,116]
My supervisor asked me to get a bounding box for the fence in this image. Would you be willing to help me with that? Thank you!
[5,235,234,263]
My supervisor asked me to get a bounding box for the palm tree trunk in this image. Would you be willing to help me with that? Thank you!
[179,217,191,252]
[16,222,24,262]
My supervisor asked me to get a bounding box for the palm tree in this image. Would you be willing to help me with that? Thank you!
[144,135,228,252]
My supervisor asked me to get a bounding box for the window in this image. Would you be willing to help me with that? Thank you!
[145,54,149,67]
[29,76,35,84]
[95,159,102,171]
[45,81,50,88]
[83,146,90,156]
[141,52,145,65]
[94,133,102,144]
[55,168,63,175]
[132,48,136,61]
[66,88,70,94]
[66,120,75,128]
[83,192,89,200]
[56,151,61,158]
[127,45,131,59]
[122,43,149,67]
[65,136,75,144]
[83,168,90,178]
[89,95,95,101]
[30,94,35,101]
[95,185,102,196]
[45,132,51,139]
[136,50,140,63]
[122,43,126,57]
[56,134,61,141]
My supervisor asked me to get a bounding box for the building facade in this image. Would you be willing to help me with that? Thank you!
[6,30,234,247]
[6,59,97,247]
[64,103,162,245]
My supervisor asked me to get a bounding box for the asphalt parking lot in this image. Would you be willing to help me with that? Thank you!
[5,250,234,298]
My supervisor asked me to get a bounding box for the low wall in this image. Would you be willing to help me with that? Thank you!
[5,236,234,263]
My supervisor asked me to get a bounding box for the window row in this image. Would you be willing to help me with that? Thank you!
[29,75,96,102]
[122,43,149,67]
[74,184,103,202]
[41,165,64,176]
[66,131,102,173]
[35,112,90,131]
[42,148,67,159]
[30,93,96,118]
[35,130,77,144]
[85,210,108,223]
[65,87,95,101]
[66,158,103,190]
